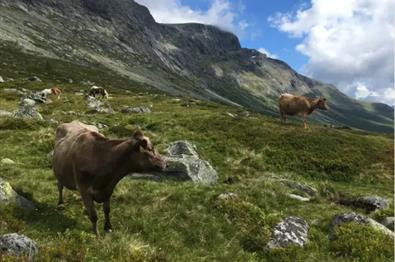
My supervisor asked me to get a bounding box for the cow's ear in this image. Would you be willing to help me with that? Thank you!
[133,128,144,138]
[139,138,148,149]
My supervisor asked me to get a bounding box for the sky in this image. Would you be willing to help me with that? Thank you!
[135,0,394,105]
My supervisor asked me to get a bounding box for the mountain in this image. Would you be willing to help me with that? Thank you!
[0,0,393,132]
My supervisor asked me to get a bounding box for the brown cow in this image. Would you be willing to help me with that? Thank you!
[52,120,166,235]
[278,93,329,129]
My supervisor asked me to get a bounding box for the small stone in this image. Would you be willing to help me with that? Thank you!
[0,110,13,117]
[120,106,151,113]
[26,76,41,82]
[0,76,4,83]
[225,112,236,118]
[288,194,310,202]
[1,158,15,165]
[381,217,394,231]
[267,216,309,249]
[217,192,239,201]
[0,233,38,257]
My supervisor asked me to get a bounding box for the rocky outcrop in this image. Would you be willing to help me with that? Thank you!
[330,213,394,239]
[267,216,309,249]
[120,106,151,114]
[340,196,389,212]
[86,96,114,113]
[0,233,38,257]
[0,178,35,209]
[12,98,43,120]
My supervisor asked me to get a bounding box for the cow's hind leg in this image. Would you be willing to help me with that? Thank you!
[103,199,112,233]
[79,187,99,236]
[57,182,65,209]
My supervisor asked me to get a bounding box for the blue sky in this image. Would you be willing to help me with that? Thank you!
[135,0,394,105]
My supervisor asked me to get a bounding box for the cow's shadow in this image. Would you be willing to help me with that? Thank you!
[11,201,79,234]
[128,171,190,182]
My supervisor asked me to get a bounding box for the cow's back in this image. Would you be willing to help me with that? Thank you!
[53,121,99,189]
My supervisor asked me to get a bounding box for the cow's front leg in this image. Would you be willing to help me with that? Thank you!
[57,182,65,209]
[103,199,112,233]
[80,187,99,236]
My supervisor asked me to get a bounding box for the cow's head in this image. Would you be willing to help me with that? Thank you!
[131,129,166,172]
[317,97,329,110]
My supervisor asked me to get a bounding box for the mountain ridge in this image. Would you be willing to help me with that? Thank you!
[0,0,393,132]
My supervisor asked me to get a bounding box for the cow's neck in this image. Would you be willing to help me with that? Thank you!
[105,139,138,191]
[307,99,319,115]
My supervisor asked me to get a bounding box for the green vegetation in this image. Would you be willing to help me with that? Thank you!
[0,50,393,261]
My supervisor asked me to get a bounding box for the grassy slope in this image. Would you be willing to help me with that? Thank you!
[0,52,394,261]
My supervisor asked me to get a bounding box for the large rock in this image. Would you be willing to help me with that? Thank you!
[130,141,218,184]
[267,216,309,249]
[120,106,151,113]
[86,96,114,113]
[164,157,218,184]
[0,233,38,257]
[350,196,389,212]
[0,178,35,209]
[330,212,394,239]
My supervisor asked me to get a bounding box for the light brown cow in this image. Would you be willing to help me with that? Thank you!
[278,93,329,129]
[52,120,166,235]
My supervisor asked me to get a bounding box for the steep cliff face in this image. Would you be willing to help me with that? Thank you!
[0,0,393,132]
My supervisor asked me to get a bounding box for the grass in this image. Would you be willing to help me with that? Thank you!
[0,50,393,261]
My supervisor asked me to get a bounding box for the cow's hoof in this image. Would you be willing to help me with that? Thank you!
[105,229,113,234]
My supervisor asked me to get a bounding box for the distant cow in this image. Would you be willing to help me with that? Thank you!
[52,121,166,235]
[278,93,328,129]
[88,86,109,99]
[38,87,62,100]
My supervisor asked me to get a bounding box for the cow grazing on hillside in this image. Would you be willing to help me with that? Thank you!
[88,86,109,99]
[278,93,329,129]
[39,87,62,100]
[52,120,166,235]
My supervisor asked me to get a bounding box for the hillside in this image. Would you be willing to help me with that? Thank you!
[0,57,394,260]
[0,0,393,132]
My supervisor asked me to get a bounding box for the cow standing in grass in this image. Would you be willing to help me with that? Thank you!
[278,93,329,129]
[52,121,166,235]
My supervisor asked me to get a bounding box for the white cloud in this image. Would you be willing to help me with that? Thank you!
[258,48,278,59]
[135,0,247,34]
[270,0,395,105]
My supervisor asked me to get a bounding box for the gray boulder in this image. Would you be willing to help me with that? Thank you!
[0,110,13,117]
[0,178,35,209]
[267,216,309,249]
[351,196,389,212]
[120,106,151,113]
[0,233,38,257]
[164,157,218,184]
[330,212,394,239]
